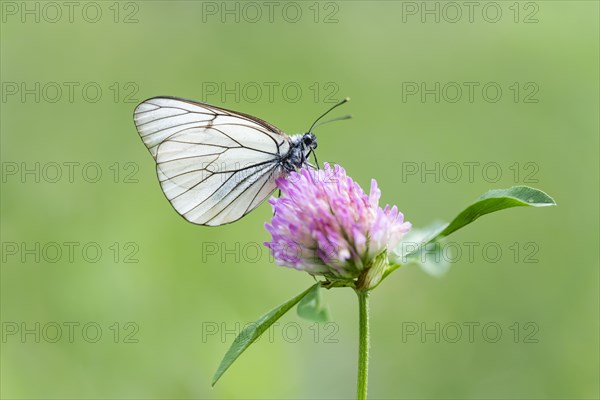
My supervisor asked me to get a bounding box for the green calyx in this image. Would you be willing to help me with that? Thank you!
[356,252,389,291]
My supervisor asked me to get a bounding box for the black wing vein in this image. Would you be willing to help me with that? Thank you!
[133,96,290,226]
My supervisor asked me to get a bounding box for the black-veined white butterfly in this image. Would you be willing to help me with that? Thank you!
[133,96,349,226]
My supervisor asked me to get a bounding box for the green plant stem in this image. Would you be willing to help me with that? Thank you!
[356,289,370,400]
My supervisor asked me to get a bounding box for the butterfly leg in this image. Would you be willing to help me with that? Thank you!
[312,151,321,170]
[272,189,282,216]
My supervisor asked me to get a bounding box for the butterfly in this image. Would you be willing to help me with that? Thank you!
[133,96,349,226]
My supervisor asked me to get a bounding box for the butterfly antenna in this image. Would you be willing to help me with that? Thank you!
[314,114,352,129]
[308,97,350,133]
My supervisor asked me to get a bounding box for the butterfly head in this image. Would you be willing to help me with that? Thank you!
[302,132,318,151]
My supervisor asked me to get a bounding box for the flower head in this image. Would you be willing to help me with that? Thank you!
[265,163,411,285]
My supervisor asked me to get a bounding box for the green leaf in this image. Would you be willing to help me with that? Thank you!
[297,283,330,322]
[388,186,555,275]
[212,283,318,386]
[434,186,556,240]
[395,221,446,259]
[405,240,451,277]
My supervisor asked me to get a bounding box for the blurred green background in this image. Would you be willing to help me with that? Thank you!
[1,1,598,399]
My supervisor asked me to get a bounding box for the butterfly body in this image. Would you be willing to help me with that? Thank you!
[279,133,317,172]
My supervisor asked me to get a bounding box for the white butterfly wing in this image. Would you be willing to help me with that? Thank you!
[134,97,290,226]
